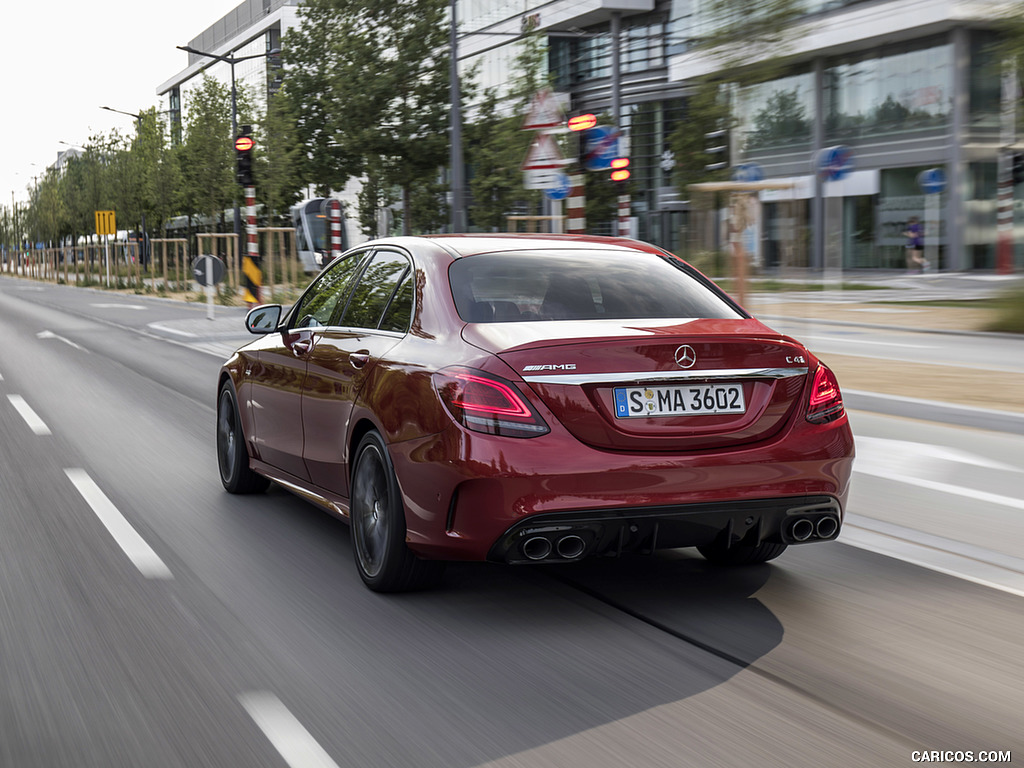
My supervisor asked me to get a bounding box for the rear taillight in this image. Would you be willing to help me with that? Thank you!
[806,363,845,424]
[433,367,550,438]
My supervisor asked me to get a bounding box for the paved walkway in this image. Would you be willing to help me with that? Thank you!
[140,271,1023,409]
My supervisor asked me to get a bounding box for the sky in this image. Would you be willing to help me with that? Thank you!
[3,0,245,207]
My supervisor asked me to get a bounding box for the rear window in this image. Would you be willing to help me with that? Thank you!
[449,250,742,323]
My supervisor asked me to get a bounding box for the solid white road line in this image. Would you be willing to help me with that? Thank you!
[853,468,1024,511]
[64,469,173,580]
[841,519,1024,599]
[7,394,52,435]
[238,691,340,768]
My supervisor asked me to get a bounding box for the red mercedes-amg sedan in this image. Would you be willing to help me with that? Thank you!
[217,235,854,592]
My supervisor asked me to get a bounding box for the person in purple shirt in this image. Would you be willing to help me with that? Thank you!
[903,216,927,273]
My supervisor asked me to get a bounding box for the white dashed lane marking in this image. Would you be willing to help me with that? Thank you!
[238,691,341,768]
[64,469,173,580]
[8,394,52,435]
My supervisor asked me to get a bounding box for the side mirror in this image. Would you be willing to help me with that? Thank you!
[245,304,282,334]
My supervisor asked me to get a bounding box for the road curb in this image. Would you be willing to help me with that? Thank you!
[757,313,1023,341]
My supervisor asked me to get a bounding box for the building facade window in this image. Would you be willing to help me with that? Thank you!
[737,71,815,155]
[824,38,953,141]
[968,30,1000,139]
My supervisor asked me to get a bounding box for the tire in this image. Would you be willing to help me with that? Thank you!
[217,382,270,494]
[697,541,788,566]
[350,431,445,592]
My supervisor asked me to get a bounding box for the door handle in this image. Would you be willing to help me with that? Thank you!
[292,339,313,356]
[350,351,371,369]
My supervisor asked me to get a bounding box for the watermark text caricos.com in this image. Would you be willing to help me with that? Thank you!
[911,751,1011,763]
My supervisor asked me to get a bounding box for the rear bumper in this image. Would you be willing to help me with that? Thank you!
[389,414,854,562]
[487,495,842,564]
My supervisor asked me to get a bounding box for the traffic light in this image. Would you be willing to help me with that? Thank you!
[610,157,630,182]
[567,113,597,132]
[235,126,254,186]
[704,128,729,172]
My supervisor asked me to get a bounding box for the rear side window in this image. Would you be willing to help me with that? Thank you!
[340,250,411,329]
[449,250,742,322]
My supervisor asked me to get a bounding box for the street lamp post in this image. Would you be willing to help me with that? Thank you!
[100,106,149,262]
[449,0,466,233]
[175,45,281,239]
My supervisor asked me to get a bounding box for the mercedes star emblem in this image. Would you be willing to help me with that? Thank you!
[674,345,697,369]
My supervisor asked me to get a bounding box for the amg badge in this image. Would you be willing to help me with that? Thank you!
[522,364,577,372]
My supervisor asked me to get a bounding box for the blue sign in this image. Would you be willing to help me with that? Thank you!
[732,163,764,183]
[817,145,854,182]
[581,126,620,171]
[544,173,571,200]
[917,168,946,195]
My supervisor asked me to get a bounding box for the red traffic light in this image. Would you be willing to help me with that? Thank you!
[235,135,255,152]
[568,113,598,131]
[610,157,630,181]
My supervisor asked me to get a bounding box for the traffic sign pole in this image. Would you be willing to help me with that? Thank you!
[326,199,343,264]
[241,185,261,305]
[206,254,215,319]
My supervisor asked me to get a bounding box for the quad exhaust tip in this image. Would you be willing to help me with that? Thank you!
[816,515,839,539]
[555,534,586,560]
[522,536,552,561]
[787,514,840,543]
[521,534,589,561]
[790,518,815,542]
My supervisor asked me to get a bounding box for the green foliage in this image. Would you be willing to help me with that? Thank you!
[748,88,810,147]
[466,89,537,231]
[697,0,805,78]
[668,79,732,195]
[284,0,452,233]
[669,0,806,202]
[260,91,304,227]
[357,156,399,238]
[464,34,549,231]
[179,76,235,224]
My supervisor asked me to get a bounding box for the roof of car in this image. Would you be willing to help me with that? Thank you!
[368,234,665,259]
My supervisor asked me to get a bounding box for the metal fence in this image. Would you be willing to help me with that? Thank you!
[2,229,309,303]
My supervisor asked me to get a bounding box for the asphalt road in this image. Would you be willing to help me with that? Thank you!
[0,277,1021,767]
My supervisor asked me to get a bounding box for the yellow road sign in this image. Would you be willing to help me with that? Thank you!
[95,210,116,236]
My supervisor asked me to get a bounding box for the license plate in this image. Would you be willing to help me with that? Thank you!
[614,384,746,418]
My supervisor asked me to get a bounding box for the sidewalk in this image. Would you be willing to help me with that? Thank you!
[141,272,1023,411]
[744,275,1024,415]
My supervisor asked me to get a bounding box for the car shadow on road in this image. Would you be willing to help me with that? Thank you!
[218,490,786,768]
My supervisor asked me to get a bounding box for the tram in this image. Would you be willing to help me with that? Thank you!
[291,198,348,273]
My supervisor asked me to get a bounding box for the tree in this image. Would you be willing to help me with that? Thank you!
[280,3,356,195]
[178,75,237,227]
[150,120,184,237]
[356,156,399,237]
[464,33,548,231]
[668,79,732,193]
[284,0,452,233]
[465,88,528,231]
[668,0,805,197]
[260,90,304,227]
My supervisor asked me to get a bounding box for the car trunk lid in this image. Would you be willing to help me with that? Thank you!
[464,318,811,451]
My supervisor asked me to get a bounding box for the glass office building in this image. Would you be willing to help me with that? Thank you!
[162,0,1017,270]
